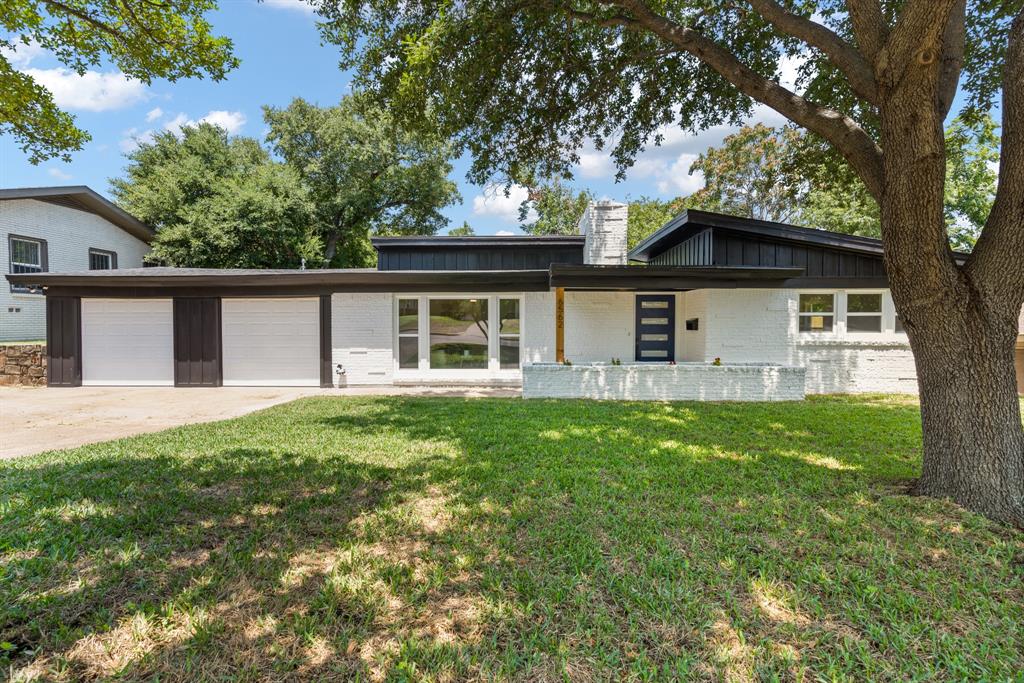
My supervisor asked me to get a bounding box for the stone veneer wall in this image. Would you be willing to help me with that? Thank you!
[522,362,807,401]
[0,344,46,386]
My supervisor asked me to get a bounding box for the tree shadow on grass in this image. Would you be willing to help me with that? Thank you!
[1,395,1021,681]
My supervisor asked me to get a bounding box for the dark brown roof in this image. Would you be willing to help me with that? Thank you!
[0,186,154,243]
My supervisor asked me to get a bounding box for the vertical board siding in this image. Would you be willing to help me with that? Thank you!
[705,230,886,278]
[377,246,584,270]
[46,296,81,386]
[319,294,332,388]
[173,298,221,386]
[650,229,713,266]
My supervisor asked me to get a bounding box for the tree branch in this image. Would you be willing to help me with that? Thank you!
[936,0,966,119]
[747,0,878,104]
[599,0,884,199]
[967,9,1024,306]
[42,0,122,38]
[846,0,887,60]
[877,0,960,92]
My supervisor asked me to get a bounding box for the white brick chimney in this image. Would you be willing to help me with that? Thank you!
[578,200,629,265]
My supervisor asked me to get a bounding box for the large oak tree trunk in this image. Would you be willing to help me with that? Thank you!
[903,298,1024,525]
[880,84,1024,526]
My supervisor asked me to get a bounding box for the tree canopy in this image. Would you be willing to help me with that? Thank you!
[264,96,460,267]
[110,123,320,269]
[1,0,237,163]
[517,178,593,236]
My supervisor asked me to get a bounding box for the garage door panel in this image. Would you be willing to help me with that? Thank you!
[82,299,174,386]
[222,298,319,386]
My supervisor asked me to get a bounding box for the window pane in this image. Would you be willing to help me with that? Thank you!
[799,314,834,332]
[398,299,418,333]
[499,298,520,334]
[89,251,112,270]
[398,336,419,369]
[640,349,668,358]
[641,333,668,342]
[640,317,669,325]
[499,336,520,369]
[12,239,40,266]
[848,293,882,313]
[640,300,669,308]
[895,315,905,333]
[799,294,834,313]
[429,299,488,369]
[847,315,882,332]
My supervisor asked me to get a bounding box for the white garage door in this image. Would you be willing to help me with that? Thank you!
[222,298,320,386]
[82,299,174,386]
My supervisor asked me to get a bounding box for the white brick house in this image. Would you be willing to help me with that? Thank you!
[1,187,152,342]
[7,199,1021,398]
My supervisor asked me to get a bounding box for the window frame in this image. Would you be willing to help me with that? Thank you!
[797,291,836,334]
[393,293,524,376]
[88,247,117,271]
[396,297,421,370]
[8,234,48,294]
[498,297,522,370]
[845,291,884,334]
[796,289,905,339]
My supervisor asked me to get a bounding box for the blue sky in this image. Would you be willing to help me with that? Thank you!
[1,0,792,235]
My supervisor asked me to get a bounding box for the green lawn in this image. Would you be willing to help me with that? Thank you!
[1,396,1022,681]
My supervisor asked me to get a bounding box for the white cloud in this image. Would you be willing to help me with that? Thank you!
[47,167,72,181]
[1,41,45,69]
[656,153,704,195]
[471,184,530,224]
[495,230,517,236]
[577,148,615,179]
[164,110,247,136]
[119,127,156,153]
[200,110,247,134]
[262,0,314,14]
[24,67,147,112]
[145,107,163,122]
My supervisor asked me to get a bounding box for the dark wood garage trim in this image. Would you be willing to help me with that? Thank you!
[173,298,222,386]
[46,296,81,386]
[320,295,333,388]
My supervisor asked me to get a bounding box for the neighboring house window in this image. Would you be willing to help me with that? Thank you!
[846,293,883,332]
[89,248,117,270]
[499,298,521,369]
[798,293,835,332]
[397,298,419,369]
[895,313,906,334]
[429,298,489,369]
[8,235,47,293]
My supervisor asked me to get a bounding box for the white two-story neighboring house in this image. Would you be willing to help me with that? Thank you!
[1,187,153,342]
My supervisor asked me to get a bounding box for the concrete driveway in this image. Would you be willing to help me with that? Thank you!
[1,385,517,459]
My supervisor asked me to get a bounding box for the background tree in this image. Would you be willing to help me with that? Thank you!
[684,124,804,222]
[517,178,593,235]
[110,123,320,268]
[448,221,476,236]
[318,0,1024,525]
[264,96,460,267]
[627,196,686,249]
[2,0,237,163]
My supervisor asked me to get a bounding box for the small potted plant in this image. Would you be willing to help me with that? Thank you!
[712,357,722,366]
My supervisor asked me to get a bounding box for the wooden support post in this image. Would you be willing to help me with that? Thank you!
[555,287,565,363]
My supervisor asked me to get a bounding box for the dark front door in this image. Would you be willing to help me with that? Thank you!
[635,295,675,362]
[173,298,222,386]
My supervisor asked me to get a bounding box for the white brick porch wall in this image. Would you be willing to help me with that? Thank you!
[523,363,806,401]
[1,199,150,341]
[331,292,394,385]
